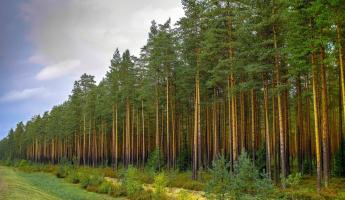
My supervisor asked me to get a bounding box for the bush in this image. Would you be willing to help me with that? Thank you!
[66,170,81,184]
[108,182,127,197]
[153,172,168,200]
[231,151,275,200]
[80,172,104,191]
[56,164,69,178]
[129,189,153,200]
[176,145,191,171]
[168,171,205,191]
[123,166,144,198]
[97,181,113,194]
[281,173,302,188]
[205,154,231,200]
[206,151,274,200]
[146,148,165,173]
[18,159,29,167]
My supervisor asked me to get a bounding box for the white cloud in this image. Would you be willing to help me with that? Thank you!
[20,0,184,81]
[36,59,81,80]
[0,87,49,102]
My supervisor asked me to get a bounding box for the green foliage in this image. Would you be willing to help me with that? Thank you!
[177,190,197,200]
[56,165,69,178]
[152,172,168,200]
[167,171,205,191]
[55,159,72,178]
[17,159,29,168]
[206,151,274,200]
[333,140,345,177]
[281,173,302,188]
[123,166,144,198]
[205,154,231,200]
[66,170,81,184]
[0,166,114,200]
[146,148,165,173]
[80,172,104,191]
[255,145,267,174]
[176,145,191,171]
[230,151,275,200]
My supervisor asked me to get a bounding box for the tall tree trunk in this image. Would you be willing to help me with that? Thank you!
[228,76,233,170]
[156,85,160,150]
[83,114,86,165]
[231,73,238,161]
[126,99,131,167]
[312,53,322,191]
[337,24,345,127]
[193,71,200,180]
[115,104,118,169]
[273,24,286,182]
[142,100,145,166]
[264,78,271,178]
[112,104,116,168]
[166,78,170,169]
[251,88,256,165]
[296,75,303,172]
[320,47,330,187]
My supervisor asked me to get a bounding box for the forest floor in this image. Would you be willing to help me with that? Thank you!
[0,166,118,200]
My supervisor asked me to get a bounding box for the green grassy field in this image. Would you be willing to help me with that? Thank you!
[0,166,119,200]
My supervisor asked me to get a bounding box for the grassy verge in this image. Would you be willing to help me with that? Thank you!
[0,166,118,200]
[2,160,345,200]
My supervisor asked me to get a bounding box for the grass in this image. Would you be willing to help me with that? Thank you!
[0,166,121,200]
[2,161,345,199]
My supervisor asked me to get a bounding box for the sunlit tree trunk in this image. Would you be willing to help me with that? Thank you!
[312,53,322,191]
[320,47,330,187]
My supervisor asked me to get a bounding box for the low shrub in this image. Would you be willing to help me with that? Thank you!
[123,166,144,199]
[108,182,127,197]
[97,179,127,197]
[56,164,69,178]
[231,151,275,200]
[17,159,29,167]
[80,172,104,191]
[66,170,81,184]
[282,173,302,188]
[97,181,113,194]
[168,171,205,191]
[101,167,117,178]
[205,154,231,200]
[153,172,168,200]
[129,189,153,200]
[283,190,324,200]
[146,148,165,173]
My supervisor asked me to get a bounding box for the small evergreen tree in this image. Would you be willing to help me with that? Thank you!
[153,172,168,200]
[146,148,165,173]
[231,151,274,200]
[123,166,143,198]
[176,144,191,171]
[205,154,231,200]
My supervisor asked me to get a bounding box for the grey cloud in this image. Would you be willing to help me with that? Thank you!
[0,87,50,102]
[21,0,184,81]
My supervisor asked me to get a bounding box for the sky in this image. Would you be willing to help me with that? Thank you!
[0,0,184,139]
